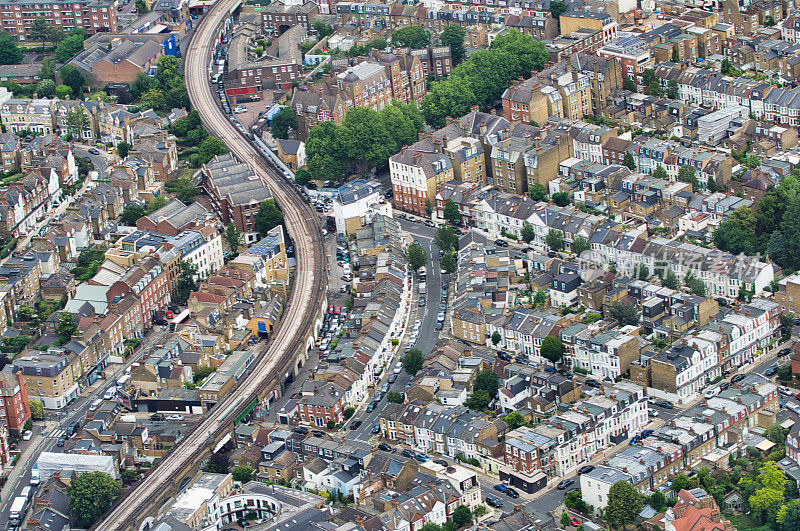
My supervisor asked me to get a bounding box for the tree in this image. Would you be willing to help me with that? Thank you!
[193,365,216,383]
[541,335,565,365]
[643,68,662,97]
[135,0,149,13]
[254,199,284,238]
[561,512,572,527]
[678,165,700,191]
[781,196,800,267]
[116,142,131,159]
[420,524,442,531]
[29,399,44,420]
[650,490,667,512]
[635,264,650,281]
[39,56,56,81]
[549,0,567,18]
[198,135,228,164]
[57,312,77,344]
[721,58,732,75]
[452,505,472,528]
[29,17,52,44]
[174,261,198,304]
[141,88,166,111]
[490,29,549,74]
[667,78,679,100]
[391,26,431,49]
[671,45,679,62]
[604,481,643,529]
[386,391,404,403]
[766,423,786,444]
[609,301,639,326]
[59,65,85,98]
[271,107,298,140]
[231,466,253,483]
[443,199,460,225]
[474,370,499,399]
[623,76,637,92]
[713,206,759,256]
[67,471,121,528]
[54,34,85,63]
[663,268,679,290]
[225,223,243,254]
[521,221,535,244]
[37,79,55,98]
[545,229,564,251]
[684,271,706,297]
[779,499,800,529]
[491,330,502,346]
[765,15,776,26]
[653,165,668,181]
[440,25,466,65]
[313,21,334,38]
[498,410,526,430]
[622,151,636,171]
[434,226,458,252]
[706,175,717,193]
[1,335,29,354]
[294,167,312,187]
[344,407,356,420]
[405,242,428,271]
[119,204,146,226]
[529,183,548,201]
[572,235,590,256]
[0,33,22,66]
[440,250,457,274]
[65,107,90,138]
[131,72,158,98]
[54,84,71,99]
[403,348,424,375]
[552,191,570,207]
[421,78,476,128]
[164,175,199,204]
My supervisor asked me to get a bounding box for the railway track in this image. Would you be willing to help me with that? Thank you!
[93,1,326,529]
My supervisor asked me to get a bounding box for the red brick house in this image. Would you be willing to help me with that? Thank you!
[296,383,348,427]
[0,371,30,435]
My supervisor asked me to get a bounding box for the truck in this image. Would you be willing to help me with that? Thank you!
[9,496,27,525]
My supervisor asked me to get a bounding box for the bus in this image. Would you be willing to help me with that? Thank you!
[169,308,191,331]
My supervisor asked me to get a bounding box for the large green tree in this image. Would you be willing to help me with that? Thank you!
[604,481,643,529]
[545,228,563,251]
[713,206,759,256]
[59,65,86,99]
[405,242,428,271]
[440,25,466,65]
[609,301,639,326]
[443,198,461,225]
[271,107,298,140]
[254,199,284,238]
[779,499,800,529]
[490,29,549,75]
[473,370,499,399]
[67,471,121,528]
[440,250,457,274]
[434,225,458,252]
[197,135,228,164]
[55,34,85,63]
[174,261,198,304]
[391,26,431,49]
[540,335,565,365]
[572,235,590,256]
[521,221,535,243]
[421,79,476,128]
[0,33,22,65]
[403,348,424,375]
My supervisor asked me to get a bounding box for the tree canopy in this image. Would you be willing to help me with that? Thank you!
[254,199,284,238]
[609,301,639,326]
[391,26,431,49]
[67,471,121,528]
[540,336,565,365]
[403,348,424,375]
[0,33,22,66]
[604,481,643,529]
[434,225,458,252]
[405,242,428,271]
[271,107,298,140]
[440,25,466,65]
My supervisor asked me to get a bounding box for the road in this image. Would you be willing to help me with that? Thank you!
[0,327,167,528]
[93,0,327,528]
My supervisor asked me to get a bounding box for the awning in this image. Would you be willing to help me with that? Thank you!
[258,321,267,333]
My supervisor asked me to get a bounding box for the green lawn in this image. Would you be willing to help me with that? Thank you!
[726,513,773,531]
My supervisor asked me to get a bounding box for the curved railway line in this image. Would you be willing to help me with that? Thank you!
[93,1,327,528]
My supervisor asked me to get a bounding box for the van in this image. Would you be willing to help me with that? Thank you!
[66,421,80,437]
[103,387,117,400]
[116,374,131,388]
[211,74,220,83]
[89,398,102,411]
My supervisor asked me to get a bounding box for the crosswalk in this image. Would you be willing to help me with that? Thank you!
[48,429,65,439]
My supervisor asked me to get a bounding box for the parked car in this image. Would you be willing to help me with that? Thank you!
[372,423,380,434]
[150,413,165,421]
[312,430,325,438]
[766,365,781,377]
[401,449,416,458]
[656,400,674,409]
[292,427,309,435]
[56,435,66,447]
[350,420,362,430]
[780,386,793,396]
[21,431,31,441]
[418,297,426,307]
[166,414,184,421]
[88,148,100,155]
[630,435,642,445]
[378,443,393,452]
[577,465,595,475]
[641,429,654,438]
[432,459,448,467]
[415,453,429,462]
[731,374,746,383]
[494,239,509,247]
[556,478,574,490]
[505,487,520,498]
[779,348,792,357]
[366,402,376,413]
[570,517,581,527]
[493,484,508,493]
[486,496,504,508]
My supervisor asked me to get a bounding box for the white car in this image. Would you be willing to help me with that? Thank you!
[166,414,185,421]
[780,386,793,396]
[234,106,246,114]
[649,409,659,417]
[703,387,720,399]
[21,430,32,441]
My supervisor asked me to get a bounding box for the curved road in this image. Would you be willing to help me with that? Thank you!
[94,1,326,529]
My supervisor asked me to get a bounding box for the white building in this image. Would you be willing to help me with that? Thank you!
[169,229,224,280]
[332,179,392,236]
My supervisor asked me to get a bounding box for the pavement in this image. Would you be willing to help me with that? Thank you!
[0,327,167,527]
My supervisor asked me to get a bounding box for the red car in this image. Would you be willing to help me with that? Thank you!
[570,517,581,527]
[334,306,341,314]
[166,310,173,319]
[328,305,334,314]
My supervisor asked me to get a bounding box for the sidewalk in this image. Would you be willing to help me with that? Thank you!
[1,419,57,501]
